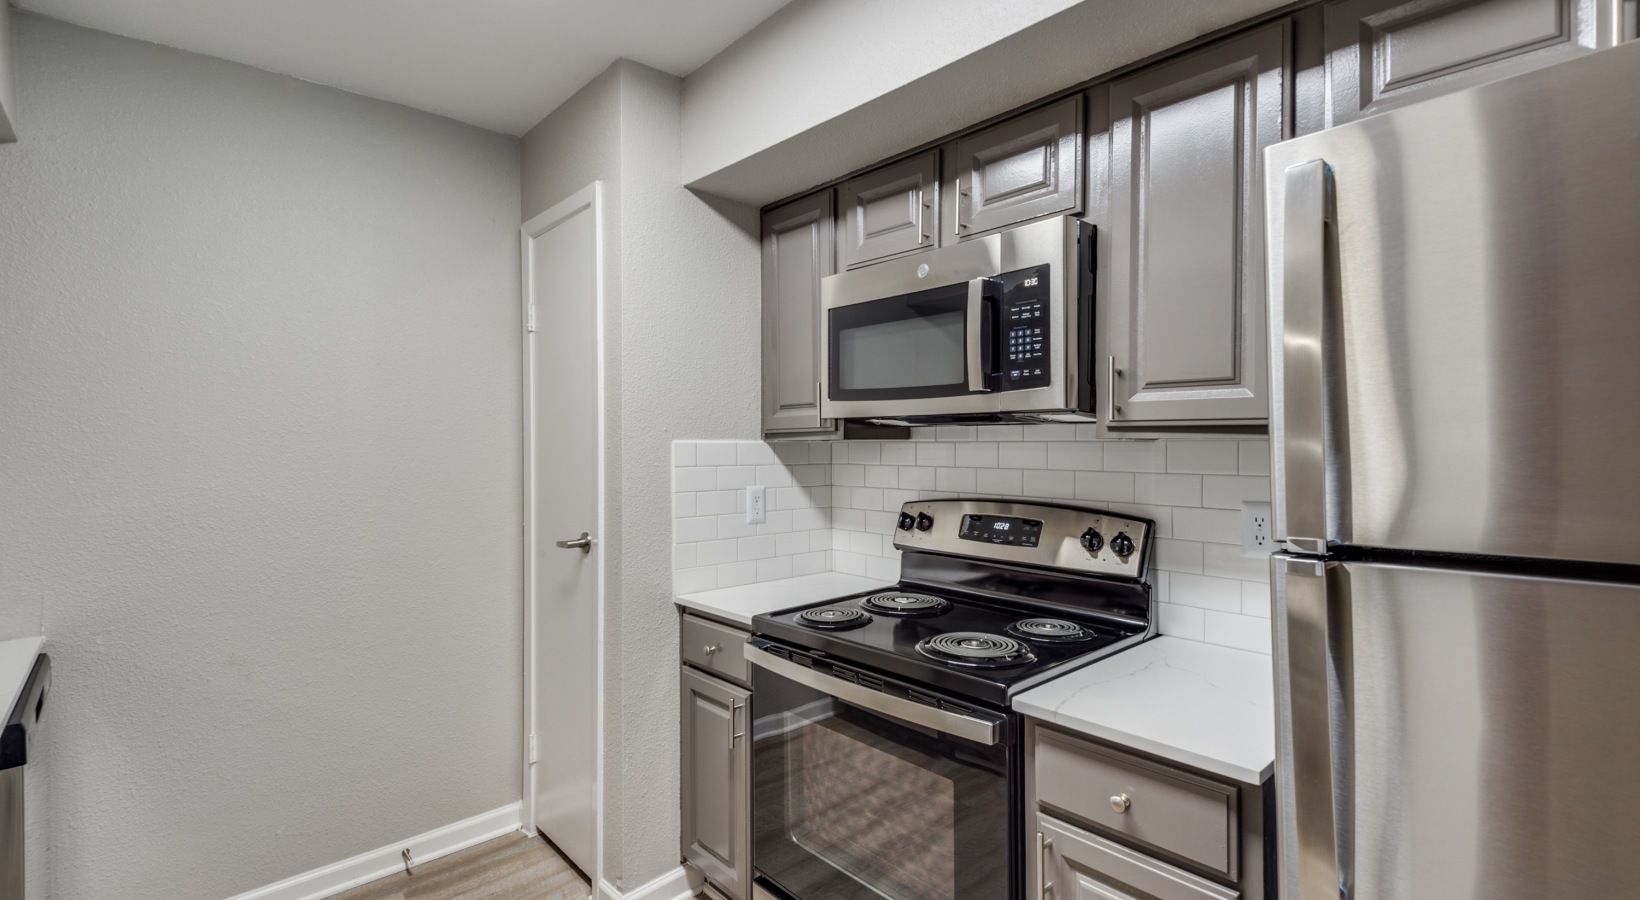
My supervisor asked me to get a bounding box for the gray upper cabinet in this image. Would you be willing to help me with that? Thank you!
[838,151,938,269]
[761,191,837,436]
[946,96,1083,240]
[681,665,751,900]
[1100,22,1287,427]
[1325,0,1623,125]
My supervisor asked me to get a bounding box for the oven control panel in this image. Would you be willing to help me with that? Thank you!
[892,499,1151,579]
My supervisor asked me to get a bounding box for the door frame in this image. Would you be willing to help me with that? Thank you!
[520,182,606,880]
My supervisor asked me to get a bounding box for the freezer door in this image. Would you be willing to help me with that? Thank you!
[1266,42,1640,564]
[1273,554,1640,900]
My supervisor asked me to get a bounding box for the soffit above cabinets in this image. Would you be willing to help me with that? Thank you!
[13,0,793,135]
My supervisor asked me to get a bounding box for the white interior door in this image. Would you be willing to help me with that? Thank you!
[523,184,601,876]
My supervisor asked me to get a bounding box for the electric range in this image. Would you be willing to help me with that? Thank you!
[747,498,1155,900]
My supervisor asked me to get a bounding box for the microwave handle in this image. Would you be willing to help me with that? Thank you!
[966,278,998,393]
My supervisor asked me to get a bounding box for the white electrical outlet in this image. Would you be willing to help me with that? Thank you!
[746,485,766,525]
[1242,501,1273,557]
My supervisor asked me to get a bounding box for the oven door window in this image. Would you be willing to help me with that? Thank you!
[752,668,1011,900]
[828,282,981,402]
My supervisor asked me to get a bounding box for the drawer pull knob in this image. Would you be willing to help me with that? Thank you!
[1109,793,1131,814]
[704,644,722,656]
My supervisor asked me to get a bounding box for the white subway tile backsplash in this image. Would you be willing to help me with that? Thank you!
[1074,471,1135,503]
[1205,611,1272,654]
[1047,442,1103,471]
[1103,441,1167,472]
[1174,507,1242,544]
[673,438,1272,653]
[998,441,1048,469]
[954,442,999,468]
[1239,441,1271,476]
[976,468,1024,496]
[936,467,978,493]
[1134,474,1202,507]
[1023,468,1075,498]
[697,442,739,466]
[1166,441,1240,475]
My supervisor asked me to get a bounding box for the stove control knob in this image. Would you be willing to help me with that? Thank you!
[1110,532,1136,560]
[915,512,935,532]
[1080,528,1104,554]
[897,512,916,531]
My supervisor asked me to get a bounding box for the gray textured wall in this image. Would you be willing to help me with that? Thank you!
[0,15,524,899]
[521,59,761,894]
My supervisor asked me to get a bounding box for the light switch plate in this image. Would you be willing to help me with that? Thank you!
[746,485,766,525]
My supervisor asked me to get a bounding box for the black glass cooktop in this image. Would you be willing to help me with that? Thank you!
[753,586,1147,707]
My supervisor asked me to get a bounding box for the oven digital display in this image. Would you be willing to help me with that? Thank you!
[959,514,1043,547]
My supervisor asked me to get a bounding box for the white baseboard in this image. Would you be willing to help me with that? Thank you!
[225,802,523,900]
[598,866,694,900]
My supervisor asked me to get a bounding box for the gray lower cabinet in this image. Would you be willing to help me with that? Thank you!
[946,95,1083,240]
[681,664,751,900]
[1027,722,1268,900]
[1098,21,1288,427]
[761,192,838,437]
[1324,0,1624,125]
[1040,815,1239,900]
[839,151,938,269]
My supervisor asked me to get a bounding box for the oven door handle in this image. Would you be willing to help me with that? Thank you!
[746,644,1003,746]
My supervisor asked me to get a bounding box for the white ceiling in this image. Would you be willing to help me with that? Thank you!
[16,0,794,135]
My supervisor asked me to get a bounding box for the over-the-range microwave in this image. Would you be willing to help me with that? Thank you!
[820,216,1095,425]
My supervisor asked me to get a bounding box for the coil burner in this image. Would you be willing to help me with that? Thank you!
[1007,618,1094,643]
[860,592,952,617]
[796,607,873,630]
[916,632,1036,668]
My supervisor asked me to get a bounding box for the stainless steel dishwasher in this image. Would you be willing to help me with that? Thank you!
[2,654,50,900]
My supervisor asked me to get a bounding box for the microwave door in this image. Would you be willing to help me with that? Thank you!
[825,278,998,414]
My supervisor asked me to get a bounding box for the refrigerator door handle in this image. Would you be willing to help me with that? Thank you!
[1279,159,1335,555]
[1274,555,1348,900]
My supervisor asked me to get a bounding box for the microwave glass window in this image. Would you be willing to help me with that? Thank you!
[839,310,964,390]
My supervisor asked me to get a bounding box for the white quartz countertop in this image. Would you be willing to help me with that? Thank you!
[0,636,45,722]
[1013,636,1275,785]
[677,573,892,627]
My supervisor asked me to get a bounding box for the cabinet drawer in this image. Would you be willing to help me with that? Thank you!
[1035,728,1238,878]
[1039,813,1238,900]
[682,614,751,685]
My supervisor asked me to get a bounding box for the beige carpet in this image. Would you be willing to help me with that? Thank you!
[330,833,591,900]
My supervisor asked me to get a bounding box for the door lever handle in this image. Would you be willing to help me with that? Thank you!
[556,532,592,554]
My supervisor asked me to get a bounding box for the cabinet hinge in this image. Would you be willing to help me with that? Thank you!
[526,305,537,333]
[528,732,538,764]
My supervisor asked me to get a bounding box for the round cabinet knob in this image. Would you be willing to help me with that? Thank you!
[1110,532,1136,560]
[703,644,721,656]
[1080,528,1104,554]
[897,512,917,531]
[915,513,935,532]
[1109,793,1131,814]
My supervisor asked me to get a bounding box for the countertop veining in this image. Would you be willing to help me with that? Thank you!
[676,573,892,628]
[1013,636,1275,784]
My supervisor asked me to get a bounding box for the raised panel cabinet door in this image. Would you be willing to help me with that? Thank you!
[761,192,835,435]
[949,96,1083,240]
[839,151,937,268]
[1038,814,1239,900]
[681,666,751,900]
[1325,0,1616,125]
[1104,22,1287,425]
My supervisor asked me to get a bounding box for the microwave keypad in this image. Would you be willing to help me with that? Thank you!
[1000,265,1051,390]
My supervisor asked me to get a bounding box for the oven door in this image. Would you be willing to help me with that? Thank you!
[747,642,1015,900]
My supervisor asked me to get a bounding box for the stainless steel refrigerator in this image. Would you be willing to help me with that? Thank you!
[1263,40,1640,900]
